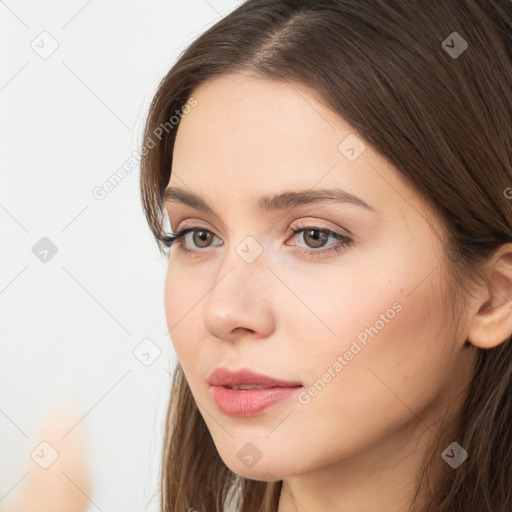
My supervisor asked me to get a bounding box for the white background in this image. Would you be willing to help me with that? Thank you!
[0,1,242,510]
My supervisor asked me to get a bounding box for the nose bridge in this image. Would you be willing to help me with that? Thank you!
[215,233,268,300]
[203,233,272,337]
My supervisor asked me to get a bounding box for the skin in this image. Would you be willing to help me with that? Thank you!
[162,72,512,512]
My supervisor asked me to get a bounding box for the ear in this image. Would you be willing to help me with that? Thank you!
[467,243,512,349]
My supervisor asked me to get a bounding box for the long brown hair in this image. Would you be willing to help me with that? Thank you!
[139,1,512,510]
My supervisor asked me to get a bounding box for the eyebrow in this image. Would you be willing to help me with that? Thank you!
[161,187,377,215]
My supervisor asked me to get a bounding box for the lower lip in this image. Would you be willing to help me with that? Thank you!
[210,385,303,417]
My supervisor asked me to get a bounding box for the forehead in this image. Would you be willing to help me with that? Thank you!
[169,72,431,230]
[173,72,348,172]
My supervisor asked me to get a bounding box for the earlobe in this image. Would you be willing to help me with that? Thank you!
[467,244,512,350]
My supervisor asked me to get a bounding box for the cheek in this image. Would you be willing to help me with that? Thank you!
[286,263,450,459]
[163,260,201,366]
[288,231,447,375]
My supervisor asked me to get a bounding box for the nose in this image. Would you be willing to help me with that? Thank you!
[203,243,275,342]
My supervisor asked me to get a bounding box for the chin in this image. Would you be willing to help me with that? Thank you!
[220,453,300,481]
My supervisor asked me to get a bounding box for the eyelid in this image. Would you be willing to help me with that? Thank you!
[288,220,351,239]
[173,219,219,237]
[171,218,349,241]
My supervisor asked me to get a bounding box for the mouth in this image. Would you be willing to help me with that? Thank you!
[207,367,304,417]
[207,366,303,389]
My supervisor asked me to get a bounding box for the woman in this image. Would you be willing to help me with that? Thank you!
[139,1,512,511]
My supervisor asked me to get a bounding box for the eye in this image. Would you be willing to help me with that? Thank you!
[161,222,221,256]
[160,221,353,258]
[287,221,353,258]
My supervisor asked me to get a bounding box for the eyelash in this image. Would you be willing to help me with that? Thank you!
[161,221,353,259]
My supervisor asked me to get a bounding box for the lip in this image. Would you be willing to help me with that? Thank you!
[208,367,303,417]
[207,367,303,388]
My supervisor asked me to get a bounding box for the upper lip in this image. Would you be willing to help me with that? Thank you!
[208,367,303,388]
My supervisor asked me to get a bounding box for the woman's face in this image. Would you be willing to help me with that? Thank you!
[163,72,476,483]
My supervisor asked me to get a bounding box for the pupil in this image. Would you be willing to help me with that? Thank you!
[306,229,326,248]
[195,230,210,246]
